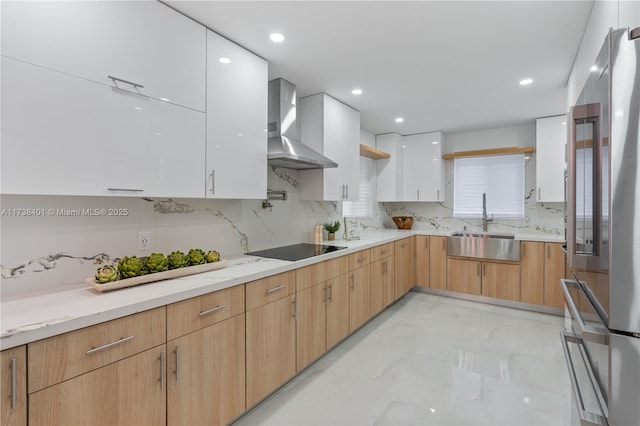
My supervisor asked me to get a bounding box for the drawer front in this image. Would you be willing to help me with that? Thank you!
[349,249,371,271]
[28,307,166,393]
[296,256,348,292]
[370,243,394,262]
[246,271,296,311]
[167,284,245,340]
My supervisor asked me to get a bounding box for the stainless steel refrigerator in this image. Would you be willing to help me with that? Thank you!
[562,27,640,426]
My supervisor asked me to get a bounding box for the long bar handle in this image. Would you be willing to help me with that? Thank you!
[209,170,215,195]
[10,357,17,409]
[174,346,179,380]
[292,298,297,319]
[350,275,355,290]
[198,304,227,317]
[266,284,286,294]
[328,283,333,302]
[107,188,144,192]
[559,332,607,426]
[108,75,144,89]
[86,335,134,354]
[477,263,480,276]
[323,286,327,303]
[561,279,609,345]
[159,351,165,389]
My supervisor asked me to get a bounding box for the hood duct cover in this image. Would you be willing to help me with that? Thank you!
[267,78,338,169]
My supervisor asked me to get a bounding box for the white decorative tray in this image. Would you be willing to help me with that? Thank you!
[85,260,228,293]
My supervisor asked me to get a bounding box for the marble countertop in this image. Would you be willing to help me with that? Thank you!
[0,229,563,350]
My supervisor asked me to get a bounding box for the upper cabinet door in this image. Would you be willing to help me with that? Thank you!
[1,1,206,111]
[376,133,404,202]
[205,30,268,199]
[402,132,445,202]
[299,94,360,201]
[536,115,566,202]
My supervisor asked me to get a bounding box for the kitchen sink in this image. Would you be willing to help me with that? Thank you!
[448,232,520,261]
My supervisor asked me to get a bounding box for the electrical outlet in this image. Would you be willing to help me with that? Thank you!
[138,232,151,251]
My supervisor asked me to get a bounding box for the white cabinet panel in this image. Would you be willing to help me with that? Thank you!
[205,30,267,199]
[1,0,206,111]
[376,133,404,202]
[1,57,205,197]
[299,94,360,201]
[403,132,444,202]
[536,115,566,202]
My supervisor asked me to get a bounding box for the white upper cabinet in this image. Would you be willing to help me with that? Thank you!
[298,94,360,201]
[376,132,445,202]
[1,56,205,197]
[1,1,206,112]
[376,133,404,202]
[205,30,268,199]
[402,132,445,202]
[536,115,566,202]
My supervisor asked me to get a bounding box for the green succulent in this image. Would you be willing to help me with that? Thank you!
[187,248,206,266]
[118,256,147,279]
[167,251,189,270]
[206,250,221,263]
[146,253,169,273]
[94,265,119,284]
[323,220,341,233]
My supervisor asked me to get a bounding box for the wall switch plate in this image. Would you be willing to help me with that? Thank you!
[138,231,151,251]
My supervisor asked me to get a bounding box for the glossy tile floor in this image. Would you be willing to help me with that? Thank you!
[235,292,572,426]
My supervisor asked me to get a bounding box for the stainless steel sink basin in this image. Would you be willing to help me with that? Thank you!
[448,232,520,261]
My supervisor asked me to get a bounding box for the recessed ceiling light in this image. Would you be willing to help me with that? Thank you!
[270,33,285,43]
[432,158,438,161]
[237,133,244,137]
[590,65,598,72]
[351,88,363,95]
[395,117,404,123]
[524,155,530,160]
[432,141,438,145]
[219,57,231,64]
[519,78,533,86]
[160,97,170,102]
[402,145,406,148]
[561,121,567,125]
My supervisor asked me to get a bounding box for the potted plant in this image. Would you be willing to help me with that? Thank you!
[323,220,341,241]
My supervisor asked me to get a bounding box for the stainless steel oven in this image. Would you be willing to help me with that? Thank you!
[563,26,640,426]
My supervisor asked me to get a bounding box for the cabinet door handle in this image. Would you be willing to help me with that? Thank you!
[10,357,17,409]
[477,263,480,276]
[350,275,355,290]
[86,335,134,354]
[159,351,165,389]
[323,286,327,303]
[266,284,286,294]
[292,298,297,319]
[209,170,215,195]
[173,346,179,381]
[417,189,420,200]
[107,75,144,89]
[547,244,550,258]
[483,263,486,276]
[437,189,440,199]
[345,184,349,199]
[328,284,333,302]
[198,304,227,317]
[106,188,144,192]
[383,260,387,274]
[538,188,541,200]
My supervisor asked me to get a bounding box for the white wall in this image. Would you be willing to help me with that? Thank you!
[567,0,640,106]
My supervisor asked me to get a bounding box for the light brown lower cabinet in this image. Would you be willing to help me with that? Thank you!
[1,346,26,426]
[349,265,371,332]
[296,282,327,371]
[370,256,394,315]
[429,236,447,290]
[29,345,167,426]
[544,242,566,309]
[447,258,520,300]
[245,294,296,408]
[394,237,415,299]
[167,314,245,426]
[325,273,350,349]
[520,241,545,305]
[414,235,430,287]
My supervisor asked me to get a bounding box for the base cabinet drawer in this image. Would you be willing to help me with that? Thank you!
[29,345,167,426]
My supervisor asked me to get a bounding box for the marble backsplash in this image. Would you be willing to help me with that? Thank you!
[1,153,564,299]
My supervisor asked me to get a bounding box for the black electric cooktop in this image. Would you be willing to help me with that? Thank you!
[247,243,347,261]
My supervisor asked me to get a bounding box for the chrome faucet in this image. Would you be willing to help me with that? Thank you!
[482,193,493,232]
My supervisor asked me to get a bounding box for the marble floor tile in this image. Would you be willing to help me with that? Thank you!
[234,292,572,426]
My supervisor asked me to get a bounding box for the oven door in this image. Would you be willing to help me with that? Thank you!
[562,278,609,425]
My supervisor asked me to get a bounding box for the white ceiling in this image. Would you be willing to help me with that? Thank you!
[166,0,594,135]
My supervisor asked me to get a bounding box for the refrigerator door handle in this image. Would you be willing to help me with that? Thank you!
[560,332,608,426]
[562,279,609,345]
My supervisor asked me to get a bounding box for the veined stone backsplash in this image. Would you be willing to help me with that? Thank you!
[1,151,563,299]
[0,166,384,299]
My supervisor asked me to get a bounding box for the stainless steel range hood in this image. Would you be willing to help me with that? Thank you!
[267,78,338,169]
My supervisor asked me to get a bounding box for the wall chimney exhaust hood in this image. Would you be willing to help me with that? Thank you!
[267,78,338,170]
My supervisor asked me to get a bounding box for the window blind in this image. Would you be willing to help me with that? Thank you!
[343,156,373,218]
[453,153,525,218]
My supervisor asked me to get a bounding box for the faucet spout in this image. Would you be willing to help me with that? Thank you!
[482,193,493,232]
